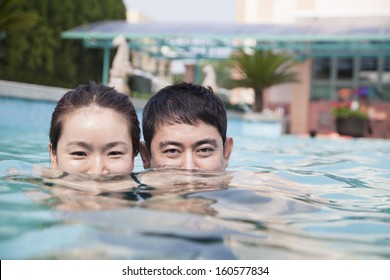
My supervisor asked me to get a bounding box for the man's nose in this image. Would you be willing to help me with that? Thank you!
[87,157,109,175]
[181,153,197,170]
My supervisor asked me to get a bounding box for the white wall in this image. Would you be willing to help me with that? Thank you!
[273,0,298,22]
[243,0,261,23]
[313,0,390,17]
[238,0,390,23]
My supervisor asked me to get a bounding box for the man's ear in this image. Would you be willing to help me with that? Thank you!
[48,143,58,168]
[223,137,234,168]
[139,141,151,169]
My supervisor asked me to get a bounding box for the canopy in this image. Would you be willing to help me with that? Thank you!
[61,18,390,83]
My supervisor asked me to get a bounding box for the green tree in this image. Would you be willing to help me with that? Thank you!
[229,49,299,112]
[0,0,38,32]
[0,0,126,88]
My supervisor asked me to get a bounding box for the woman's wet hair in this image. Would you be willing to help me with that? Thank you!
[142,82,227,151]
[50,81,140,156]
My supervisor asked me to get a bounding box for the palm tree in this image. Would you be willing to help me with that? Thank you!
[230,48,299,112]
[0,0,38,32]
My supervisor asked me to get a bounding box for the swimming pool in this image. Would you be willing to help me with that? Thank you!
[1,96,390,259]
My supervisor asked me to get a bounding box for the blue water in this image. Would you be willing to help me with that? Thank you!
[1,96,390,259]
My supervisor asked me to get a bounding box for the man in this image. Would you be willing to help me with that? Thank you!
[140,82,234,171]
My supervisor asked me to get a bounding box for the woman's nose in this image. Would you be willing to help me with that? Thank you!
[87,157,109,175]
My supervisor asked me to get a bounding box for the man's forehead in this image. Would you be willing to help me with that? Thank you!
[155,119,200,129]
[155,121,219,132]
[151,121,224,147]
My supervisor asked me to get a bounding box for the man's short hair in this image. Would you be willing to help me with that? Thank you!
[142,82,228,151]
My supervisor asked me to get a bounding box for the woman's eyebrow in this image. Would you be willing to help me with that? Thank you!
[102,141,128,151]
[66,141,92,150]
[66,141,128,151]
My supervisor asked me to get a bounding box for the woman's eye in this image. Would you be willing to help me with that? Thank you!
[71,151,86,157]
[108,151,123,157]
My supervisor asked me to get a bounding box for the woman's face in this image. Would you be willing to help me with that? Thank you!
[49,106,134,175]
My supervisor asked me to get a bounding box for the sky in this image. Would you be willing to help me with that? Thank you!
[122,0,236,23]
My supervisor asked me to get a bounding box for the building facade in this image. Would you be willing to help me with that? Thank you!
[236,0,390,137]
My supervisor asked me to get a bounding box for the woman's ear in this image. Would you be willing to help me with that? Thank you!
[139,141,151,169]
[48,143,58,168]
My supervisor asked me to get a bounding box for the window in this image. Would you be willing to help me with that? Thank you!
[383,57,390,101]
[360,57,377,71]
[337,58,353,80]
[313,58,330,80]
[359,57,378,83]
[384,57,390,71]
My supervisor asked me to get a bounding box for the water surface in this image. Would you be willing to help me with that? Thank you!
[1,97,389,259]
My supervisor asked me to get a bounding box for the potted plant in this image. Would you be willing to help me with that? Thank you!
[331,100,369,137]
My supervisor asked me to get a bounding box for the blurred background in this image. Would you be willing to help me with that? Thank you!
[1,0,389,138]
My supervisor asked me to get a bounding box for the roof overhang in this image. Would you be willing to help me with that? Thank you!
[61,18,390,84]
[61,19,390,59]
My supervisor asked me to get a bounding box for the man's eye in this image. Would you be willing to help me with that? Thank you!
[163,149,181,158]
[164,149,179,154]
[197,147,214,156]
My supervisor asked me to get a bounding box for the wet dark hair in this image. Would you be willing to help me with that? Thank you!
[142,82,227,151]
[50,81,140,157]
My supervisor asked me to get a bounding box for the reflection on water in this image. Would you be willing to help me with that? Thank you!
[1,159,389,260]
[1,97,390,259]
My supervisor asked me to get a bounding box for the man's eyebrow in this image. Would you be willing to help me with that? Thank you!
[193,139,218,148]
[159,141,183,149]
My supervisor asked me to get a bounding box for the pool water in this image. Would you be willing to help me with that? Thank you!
[1,97,390,259]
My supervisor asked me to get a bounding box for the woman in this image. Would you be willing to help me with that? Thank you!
[49,81,140,175]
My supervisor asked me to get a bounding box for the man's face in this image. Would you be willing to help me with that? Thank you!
[141,122,233,171]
